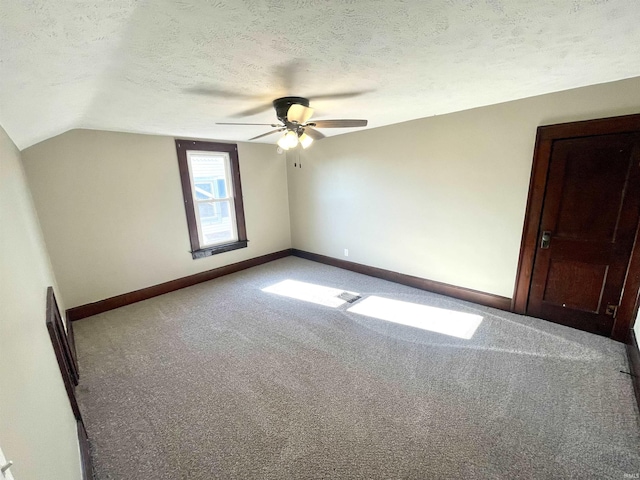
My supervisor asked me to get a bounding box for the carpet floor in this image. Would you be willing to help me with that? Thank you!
[74,257,640,479]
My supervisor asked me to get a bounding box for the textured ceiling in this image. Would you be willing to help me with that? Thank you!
[1,0,640,149]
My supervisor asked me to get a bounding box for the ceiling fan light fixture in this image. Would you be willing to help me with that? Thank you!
[299,132,313,149]
[278,130,299,150]
[286,130,299,148]
[277,134,291,150]
[288,104,314,124]
[217,96,368,147]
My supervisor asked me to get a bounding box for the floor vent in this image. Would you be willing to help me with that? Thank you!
[337,292,361,303]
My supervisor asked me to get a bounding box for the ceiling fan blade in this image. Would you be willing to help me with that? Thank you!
[275,60,305,93]
[217,122,279,126]
[309,119,368,128]
[304,127,325,140]
[248,129,285,141]
[185,86,263,99]
[308,90,372,101]
[287,104,314,123]
[229,103,274,118]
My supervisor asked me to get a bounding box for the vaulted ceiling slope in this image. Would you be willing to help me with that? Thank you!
[2,0,640,150]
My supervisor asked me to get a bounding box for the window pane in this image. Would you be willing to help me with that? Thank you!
[194,182,214,200]
[197,201,234,245]
[191,154,229,200]
[216,178,227,198]
[220,201,229,217]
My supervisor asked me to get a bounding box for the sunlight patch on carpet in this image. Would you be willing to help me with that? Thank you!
[347,296,483,339]
[262,279,360,308]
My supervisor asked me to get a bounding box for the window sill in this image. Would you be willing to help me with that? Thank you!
[191,240,248,259]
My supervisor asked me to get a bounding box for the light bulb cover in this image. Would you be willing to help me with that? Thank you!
[299,132,313,149]
[285,130,299,148]
[277,134,291,150]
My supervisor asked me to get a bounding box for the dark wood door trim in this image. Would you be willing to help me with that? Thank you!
[77,420,94,480]
[46,287,81,420]
[512,113,640,342]
[613,220,640,342]
[627,329,640,413]
[47,287,94,478]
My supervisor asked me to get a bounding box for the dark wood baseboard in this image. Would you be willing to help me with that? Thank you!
[291,249,512,311]
[627,329,640,414]
[68,248,513,321]
[67,249,292,321]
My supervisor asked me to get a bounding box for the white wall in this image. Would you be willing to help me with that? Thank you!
[287,77,640,298]
[21,130,291,308]
[0,125,81,479]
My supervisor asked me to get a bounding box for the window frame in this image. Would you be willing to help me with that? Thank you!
[188,151,237,246]
[175,140,247,259]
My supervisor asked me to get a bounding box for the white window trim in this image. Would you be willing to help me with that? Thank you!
[186,150,239,248]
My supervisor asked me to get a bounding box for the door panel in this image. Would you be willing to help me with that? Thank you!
[543,260,607,312]
[527,133,640,336]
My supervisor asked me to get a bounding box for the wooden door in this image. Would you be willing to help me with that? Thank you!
[526,132,640,336]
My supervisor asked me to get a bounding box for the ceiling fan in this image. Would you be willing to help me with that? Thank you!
[216,96,368,150]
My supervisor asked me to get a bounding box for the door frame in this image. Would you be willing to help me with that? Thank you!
[512,113,640,343]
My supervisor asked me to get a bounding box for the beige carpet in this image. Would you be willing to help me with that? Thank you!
[74,256,640,479]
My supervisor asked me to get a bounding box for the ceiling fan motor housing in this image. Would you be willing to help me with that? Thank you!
[273,96,309,123]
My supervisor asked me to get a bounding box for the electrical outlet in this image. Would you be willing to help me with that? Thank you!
[344,249,349,257]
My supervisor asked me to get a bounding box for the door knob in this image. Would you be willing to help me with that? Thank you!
[540,231,552,249]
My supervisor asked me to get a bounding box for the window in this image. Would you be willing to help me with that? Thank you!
[175,140,247,259]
